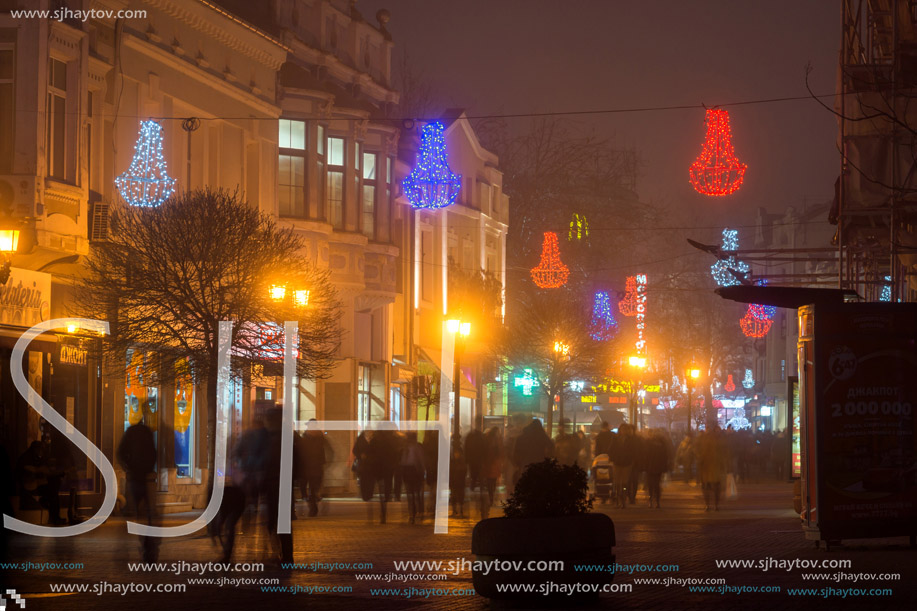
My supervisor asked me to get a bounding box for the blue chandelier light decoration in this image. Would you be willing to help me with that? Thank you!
[115,120,177,207]
[590,291,618,341]
[402,121,461,209]
[710,228,749,287]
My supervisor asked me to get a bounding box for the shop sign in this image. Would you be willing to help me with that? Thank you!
[60,343,88,366]
[0,267,51,327]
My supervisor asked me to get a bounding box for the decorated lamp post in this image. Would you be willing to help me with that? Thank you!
[628,355,647,429]
[115,120,177,207]
[447,319,470,439]
[0,216,21,285]
[689,108,747,196]
[686,364,701,435]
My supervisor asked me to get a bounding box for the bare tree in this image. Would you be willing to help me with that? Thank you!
[498,286,612,436]
[76,188,342,488]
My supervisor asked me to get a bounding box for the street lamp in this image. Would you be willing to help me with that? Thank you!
[0,220,21,285]
[627,355,647,429]
[269,284,309,308]
[447,318,471,439]
[686,364,701,435]
[552,340,571,435]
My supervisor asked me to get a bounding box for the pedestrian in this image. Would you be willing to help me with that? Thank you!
[675,434,695,483]
[368,429,398,524]
[594,421,613,457]
[609,423,636,508]
[554,430,581,467]
[627,431,646,505]
[502,418,522,496]
[234,415,268,533]
[300,419,330,517]
[644,430,670,508]
[576,430,592,474]
[352,430,375,520]
[392,430,406,502]
[262,407,293,563]
[449,442,467,518]
[117,416,160,561]
[512,419,554,481]
[422,432,439,512]
[696,426,730,511]
[464,426,486,496]
[482,427,504,508]
[212,480,246,562]
[400,432,425,524]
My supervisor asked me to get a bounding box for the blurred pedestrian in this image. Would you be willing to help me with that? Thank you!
[576,430,592,474]
[117,416,159,562]
[482,427,504,508]
[368,430,399,524]
[513,419,553,482]
[594,421,613,457]
[464,426,486,495]
[234,415,268,532]
[300,419,330,517]
[644,430,670,508]
[400,432,425,524]
[262,407,293,563]
[422,432,439,512]
[554,430,581,467]
[609,423,636,508]
[449,442,467,518]
[696,427,730,511]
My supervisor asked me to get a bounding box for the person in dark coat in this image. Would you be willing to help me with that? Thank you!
[609,423,637,508]
[400,432,425,524]
[422,432,439,512]
[352,431,374,504]
[299,419,331,517]
[482,427,504,509]
[513,419,554,478]
[449,442,467,518]
[366,430,399,524]
[554,431,582,467]
[627,432,646,505]
[464,426,486,493]
[594,421,613,458]
[234,416,268,532]
[644,431,670,508]
[262,407,293,563]
[117,417,159,561]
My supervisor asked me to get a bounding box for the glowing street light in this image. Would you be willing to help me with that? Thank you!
[686,363,702,435]
[269,284,286,301]
[0,220,21,285]
[447,319,472,437]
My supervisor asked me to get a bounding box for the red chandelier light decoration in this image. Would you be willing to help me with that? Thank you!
[724,374,736,393]
[689,108,747,196]
[740,304,773,338]
[618,276,638,316]
[530,232,570,288]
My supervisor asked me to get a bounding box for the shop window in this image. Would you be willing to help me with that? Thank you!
[125,349,160,466]
[173,358,195,478]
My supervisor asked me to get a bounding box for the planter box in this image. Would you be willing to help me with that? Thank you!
[471,513,615,600]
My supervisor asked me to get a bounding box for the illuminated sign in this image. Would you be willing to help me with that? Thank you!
[580,395,597,403]
[635,274,646,355]
[514,369,540,396]
[60,344,87,366]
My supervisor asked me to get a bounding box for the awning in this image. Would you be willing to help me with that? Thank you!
[715,285,860,309]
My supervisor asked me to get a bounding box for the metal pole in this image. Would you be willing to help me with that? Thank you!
[453,337,461,441]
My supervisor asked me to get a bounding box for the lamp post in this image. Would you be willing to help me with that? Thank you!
[685,364,701,435]
[447,319,470,439]
[627,355,646,430]
[553,341,570,435]
[0,219,21,285]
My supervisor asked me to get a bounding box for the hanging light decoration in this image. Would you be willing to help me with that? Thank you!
[568,213,589,241]
[530,232,570,288]
[724,374,736,393]
[740,303,773,338]
[742,368,755,389]
[689,108,747,196]
[711,228,750,287]
[590,291,618,341]
[402,121,462,209]
[755,279,777,319]
[115,120,177,207]
[618,276,638,316]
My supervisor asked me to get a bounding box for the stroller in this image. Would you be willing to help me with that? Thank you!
[591,454,613,504]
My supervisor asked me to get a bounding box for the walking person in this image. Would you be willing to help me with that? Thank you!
[369,430,399,524]
[262,407,293,563]
[696,426,729,511]
[449,441,467,518]
[352,430,375,521]
[644,430,670,508]
[609,423,636,508]
[300,419,330,517]
[400,432,425,524]
[117,416,160,562]
[234,415,268,533]
[464,426,486,516]
[482,427,504,509]
[513,419,554,478]
[422,432,439,513]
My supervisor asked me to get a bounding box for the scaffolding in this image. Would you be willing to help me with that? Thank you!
[838,0,917,301]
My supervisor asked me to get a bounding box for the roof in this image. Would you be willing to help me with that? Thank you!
[715,285,861,309]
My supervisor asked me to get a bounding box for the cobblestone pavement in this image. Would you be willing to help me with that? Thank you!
[3,481,915,610]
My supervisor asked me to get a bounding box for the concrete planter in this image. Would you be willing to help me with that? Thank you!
[471,513,615,600]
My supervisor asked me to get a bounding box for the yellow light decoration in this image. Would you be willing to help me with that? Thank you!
[293,289,310,308]
[270,284,286,301]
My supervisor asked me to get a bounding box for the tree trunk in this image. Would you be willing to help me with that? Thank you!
[557,392,565,437]
[545,389,554,437]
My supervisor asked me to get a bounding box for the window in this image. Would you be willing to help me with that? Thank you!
[47,58,67,180]
[358,365,372,423]
[0,47,14,173]
[278,119,306,217]
[362,151,376,239]
[390,386,402,422]
[326,136,344,229]
[173,358,195,478]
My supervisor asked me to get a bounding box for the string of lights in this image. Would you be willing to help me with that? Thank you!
[689,109,747,196]
[114,120,177,207]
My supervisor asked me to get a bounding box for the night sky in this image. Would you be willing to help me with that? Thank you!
[358,0,840,238]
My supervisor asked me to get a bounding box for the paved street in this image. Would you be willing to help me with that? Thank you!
[4,481,915,610]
